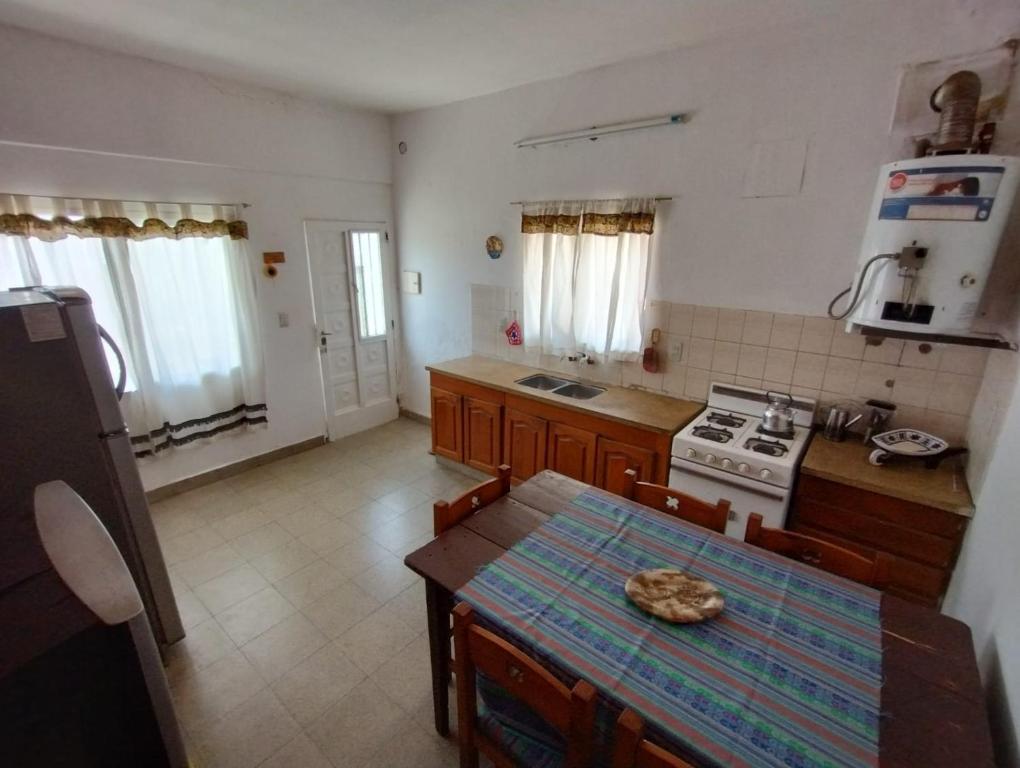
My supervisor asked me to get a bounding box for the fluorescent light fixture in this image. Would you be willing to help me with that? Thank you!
[514,113,687,149]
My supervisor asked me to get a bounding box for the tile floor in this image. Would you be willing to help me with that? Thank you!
[152,417,480,768]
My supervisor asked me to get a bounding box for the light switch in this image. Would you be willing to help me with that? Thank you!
[402,270,421,294]
[278,312,290,328]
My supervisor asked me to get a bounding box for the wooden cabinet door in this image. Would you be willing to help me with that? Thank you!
[546,422,597,484]
[595,438,657,496]
[464,397,503,475]
[503,408,548,483]
[430,387,463,462]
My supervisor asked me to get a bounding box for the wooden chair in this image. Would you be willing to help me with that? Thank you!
[744,512,890,587]
[621,469,730,534]
[434,465,511,536]
[612,709,694,768]
[453,602,597,768]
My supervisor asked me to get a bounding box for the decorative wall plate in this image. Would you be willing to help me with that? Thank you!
[624,569,724,623]
[486,235,503,259]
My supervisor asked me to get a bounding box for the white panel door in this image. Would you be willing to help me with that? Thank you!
[305,220,398,439]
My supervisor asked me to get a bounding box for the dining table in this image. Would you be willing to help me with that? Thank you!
[403,470,994,767]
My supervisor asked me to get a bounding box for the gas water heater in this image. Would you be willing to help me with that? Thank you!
[840,154,1020,337]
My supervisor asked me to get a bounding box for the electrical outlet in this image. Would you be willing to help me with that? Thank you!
[278,312,290,328]
[670,341,684,362]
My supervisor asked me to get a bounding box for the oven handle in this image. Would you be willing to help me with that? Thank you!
[669,459,788,499]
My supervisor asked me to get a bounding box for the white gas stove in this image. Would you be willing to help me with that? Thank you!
[670,383,816,539]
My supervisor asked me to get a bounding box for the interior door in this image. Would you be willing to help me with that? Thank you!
[306,221,398,440]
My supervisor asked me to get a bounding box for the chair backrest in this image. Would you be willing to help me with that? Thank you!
[434,465,511,535]
[621,469,730,534]
[453,602,597,768]
[612,709,694,768]
[744,512,879,585]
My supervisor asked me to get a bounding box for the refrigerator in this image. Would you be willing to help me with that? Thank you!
[0,286,184,647]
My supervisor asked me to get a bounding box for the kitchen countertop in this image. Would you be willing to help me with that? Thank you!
[426,356,703,434]
[801,435,975,517]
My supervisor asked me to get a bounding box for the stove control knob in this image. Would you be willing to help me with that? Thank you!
[685,448,697,459]
[704,453,717,465]
[759,468,773,481]
[720,458,733,470]
[737,463,750,474]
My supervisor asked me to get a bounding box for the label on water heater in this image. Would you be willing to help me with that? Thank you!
[879,165,1004,222]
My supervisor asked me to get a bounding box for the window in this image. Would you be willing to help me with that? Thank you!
[0,196,266,457]
[350,230,387,339]
[521,198,655,361]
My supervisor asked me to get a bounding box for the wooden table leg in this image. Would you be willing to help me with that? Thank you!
[425,579,452,736]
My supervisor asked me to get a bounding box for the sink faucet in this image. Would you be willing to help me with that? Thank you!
[862,399,896,444]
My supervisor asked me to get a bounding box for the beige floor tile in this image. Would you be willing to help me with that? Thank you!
[175,589,212,631]
[366,509,432,553]
[165,617,236,685]
[216,586,296,646]
[322,536,392,579]
[212,506,277,541]
[271,640,367,727]
[299,473,351,502]
[256,489,317,519]
[381,581,428,634]
[386,531,436,560]
[370,632,433,717]
[362,722,460,768]
[341,499,406,534]
[259,733,333,768]
[353,553,421,603]
[277,503,339,537]
[275,560,348,609]
[193,689,299,768]
[154,508,206,541]
[194,564,269,615]
[298,517,360,555]
[229,521,294,560]
[301,582,380,639]
[240,612,327,683]
[306,678,412,768]
[170,651,266,730]
[250,538,319,583]
[336,609,421,675]
[177,544,247,590]
[160,525,226,565]
[315,487,375,517]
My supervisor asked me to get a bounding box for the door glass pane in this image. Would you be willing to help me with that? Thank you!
[350,230,386,339]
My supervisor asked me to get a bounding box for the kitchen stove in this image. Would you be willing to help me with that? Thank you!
[670,383,817,539]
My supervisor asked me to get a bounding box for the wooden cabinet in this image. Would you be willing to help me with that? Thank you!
[790,474,968,607]
[546,422,597,484]
[503,409,547,483]
[430,387,463,462]
[595,438,657,497]
[463,396,503,474]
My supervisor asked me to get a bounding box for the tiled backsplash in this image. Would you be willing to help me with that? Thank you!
[469,284,988,442]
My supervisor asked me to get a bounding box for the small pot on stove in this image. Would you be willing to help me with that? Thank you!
[761,391,795,438]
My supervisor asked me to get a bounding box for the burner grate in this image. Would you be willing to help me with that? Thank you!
[706,411,747,429]
[745,436,789,457]
[692,425,734,444]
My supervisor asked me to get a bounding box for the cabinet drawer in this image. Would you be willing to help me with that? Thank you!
[798,475,966,539]
[792,522,947,604]
[794,498,957,568]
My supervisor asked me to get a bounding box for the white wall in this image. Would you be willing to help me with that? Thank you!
[391,0,1020,758]
[392,0,1020,419]
[0,24,394,489]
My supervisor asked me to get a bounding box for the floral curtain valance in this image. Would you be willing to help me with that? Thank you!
[580,210,654,235]
[520,198,656,236]
[0,213,248,241]
[0,194,248,242]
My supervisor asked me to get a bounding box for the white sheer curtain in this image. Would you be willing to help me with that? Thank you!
[0,195,266,457]
[522,198,654,362]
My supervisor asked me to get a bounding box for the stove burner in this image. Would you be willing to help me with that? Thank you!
[745,436,789,457]
[757,424,795,440]
[692,425,734,443]
[705,411,747,428]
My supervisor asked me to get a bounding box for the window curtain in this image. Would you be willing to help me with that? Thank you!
[521,198,654,362]
[0,194,266,458]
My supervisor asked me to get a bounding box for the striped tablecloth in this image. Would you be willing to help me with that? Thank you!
[456,488,882,768]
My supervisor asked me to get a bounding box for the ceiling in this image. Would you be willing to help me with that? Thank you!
[0,0,852,113]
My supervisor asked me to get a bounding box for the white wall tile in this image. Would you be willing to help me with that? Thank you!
[734,375,762,389]
[855,362,896,400]
[798,317,835,354]
[892,367,935,407]
[928,372,982,416]
[763,348,796,384]
[822,357,860,395]
[716,309,746,342]
[939,345,990,375]
[688,338,715,370]
[742,311,774,346]
[792,352,827,389]
[711,341,740,374]
[663,365,687,396]
[692,306,718,339]
[899,342,942,370]
[829,329,867,359]
[684,368,710,401]
[769,314,803,350]
[737,344,767,379]
[862,338,904,365]
[668,303,695,336]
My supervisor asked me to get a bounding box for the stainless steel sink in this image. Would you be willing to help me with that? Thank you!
[551,382,606,400]
[515,374,572,391]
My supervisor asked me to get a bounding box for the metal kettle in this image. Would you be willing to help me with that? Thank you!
[762,391,795,436]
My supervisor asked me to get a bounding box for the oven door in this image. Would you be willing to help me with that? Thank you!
[668,459,790,540]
